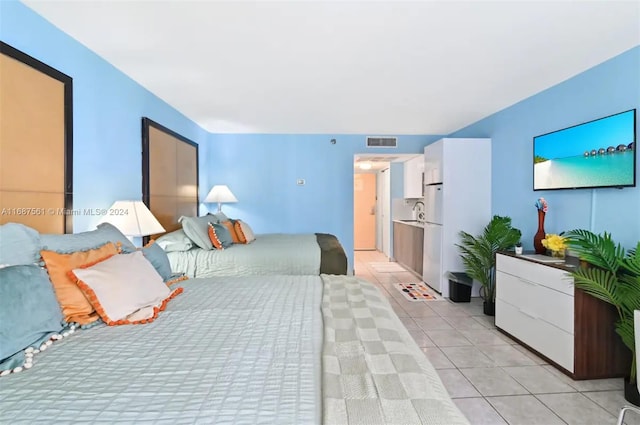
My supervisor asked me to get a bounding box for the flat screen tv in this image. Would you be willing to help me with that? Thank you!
[533,109,636,190]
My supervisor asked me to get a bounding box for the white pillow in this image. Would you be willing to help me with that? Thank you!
[155,229,194,252]
[70,251,172,324]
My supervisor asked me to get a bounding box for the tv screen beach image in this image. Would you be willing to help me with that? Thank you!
[534,110,636,190]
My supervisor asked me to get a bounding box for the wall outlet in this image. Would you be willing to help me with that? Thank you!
[297,179,305,186]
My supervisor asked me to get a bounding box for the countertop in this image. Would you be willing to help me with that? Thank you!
[392,219,424,229]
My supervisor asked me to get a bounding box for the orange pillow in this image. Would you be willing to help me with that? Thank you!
[233,220,247,244]
[220,220,241,243]
[41,242,118,324]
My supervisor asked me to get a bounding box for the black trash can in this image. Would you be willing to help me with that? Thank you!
[447,272,473,303]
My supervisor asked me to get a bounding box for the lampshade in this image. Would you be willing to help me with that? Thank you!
[98,200,165,237]
[204,185,238,212]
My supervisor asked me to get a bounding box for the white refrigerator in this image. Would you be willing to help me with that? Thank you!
[422,183,443,292]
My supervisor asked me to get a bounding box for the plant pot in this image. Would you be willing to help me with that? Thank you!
[624,376,640,406]
[483,301,495,316]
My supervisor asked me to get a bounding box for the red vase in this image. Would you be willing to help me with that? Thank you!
[533,210,546,254]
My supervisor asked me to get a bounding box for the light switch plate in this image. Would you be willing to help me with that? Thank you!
[297,179,305,185]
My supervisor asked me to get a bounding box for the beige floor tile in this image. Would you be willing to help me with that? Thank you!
[425,329,474,347]
[453,397,508,425]
[476,345,537,367]
[460,368,529,397]
[473,315,497,329]
[512,345,549,365]
[583,390,640,425]
[437,368,482,398]
[408,329,436,347]
[441,346,496,368]
[399,317,421,331]
[444,315,490,330]
[536,392,617,424]
[413,316,455,331]
[542,365,624,392]
[421,347,456,369]
[502,366,576,394]
[487,395,565,424]
[459,329,511,346]
[354,251,624,425]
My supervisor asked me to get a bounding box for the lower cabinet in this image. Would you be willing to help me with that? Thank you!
[393,222,423,277]
[495,253,629,379]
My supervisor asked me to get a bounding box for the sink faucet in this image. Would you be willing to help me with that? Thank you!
[412,201,424,211]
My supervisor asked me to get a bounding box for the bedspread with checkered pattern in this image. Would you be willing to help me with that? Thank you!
[321,274,470,425]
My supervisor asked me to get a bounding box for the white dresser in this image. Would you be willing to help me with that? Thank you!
[495,253,628,379]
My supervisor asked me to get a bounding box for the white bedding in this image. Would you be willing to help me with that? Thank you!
[167,233,321,277]
[0,276,322,424]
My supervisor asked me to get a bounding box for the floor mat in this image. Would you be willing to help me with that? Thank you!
[393,282,439,301]
[369,262,407,273]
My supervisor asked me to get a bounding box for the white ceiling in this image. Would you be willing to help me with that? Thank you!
[23,1,640,135]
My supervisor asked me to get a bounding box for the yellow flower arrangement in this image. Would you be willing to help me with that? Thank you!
[542,233,567,257]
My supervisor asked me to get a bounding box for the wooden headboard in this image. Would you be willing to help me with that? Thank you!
[141,118,198,241]
[0,42,73,234]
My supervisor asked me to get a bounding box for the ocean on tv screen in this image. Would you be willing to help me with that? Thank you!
[534,149,634,189]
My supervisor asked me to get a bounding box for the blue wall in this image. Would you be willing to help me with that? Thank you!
[449,47,640,250]
[0,1,209,232]
[206,134,441,269]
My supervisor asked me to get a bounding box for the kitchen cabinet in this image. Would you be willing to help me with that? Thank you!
[495,253,629,379]
[423,141,443,185]
[393,221,423,277]
[403,156,424,199]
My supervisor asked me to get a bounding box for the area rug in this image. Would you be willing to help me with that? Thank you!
[393,283,439,301]
[369,262,407,273]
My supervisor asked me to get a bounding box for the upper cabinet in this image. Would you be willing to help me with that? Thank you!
[423,141,443,185]
[403,155,424,198]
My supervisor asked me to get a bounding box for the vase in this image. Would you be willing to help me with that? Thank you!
[533,210,546,254]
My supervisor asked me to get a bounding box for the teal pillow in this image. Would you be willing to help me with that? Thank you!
[179,215,215,250]
[0,223,41,266]
[41,222,136,254]
[209,222,233,249]
[208,211,229,222]
[141,242,172,281]
[0,265,65,371]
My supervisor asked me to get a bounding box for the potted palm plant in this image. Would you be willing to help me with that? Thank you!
[565,230,640,404]
[457,215,522,315]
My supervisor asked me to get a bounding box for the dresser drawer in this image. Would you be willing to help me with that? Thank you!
[496,254,574,296]
[496,299,574,372]
[496,271,574,334]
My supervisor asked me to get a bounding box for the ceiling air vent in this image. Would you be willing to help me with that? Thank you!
[366,136,397,148]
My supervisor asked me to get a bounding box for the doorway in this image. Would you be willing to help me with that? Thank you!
[353,173,376,250]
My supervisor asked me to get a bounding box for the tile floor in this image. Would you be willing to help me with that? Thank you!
[354,250,639,425]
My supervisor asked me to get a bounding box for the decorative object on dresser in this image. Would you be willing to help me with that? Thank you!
[533,197,548,254]
[564,229,640,403]
[495,251,631,382]
[542,233,568,258]
[457,215,521,316]
[515,241,523,255]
